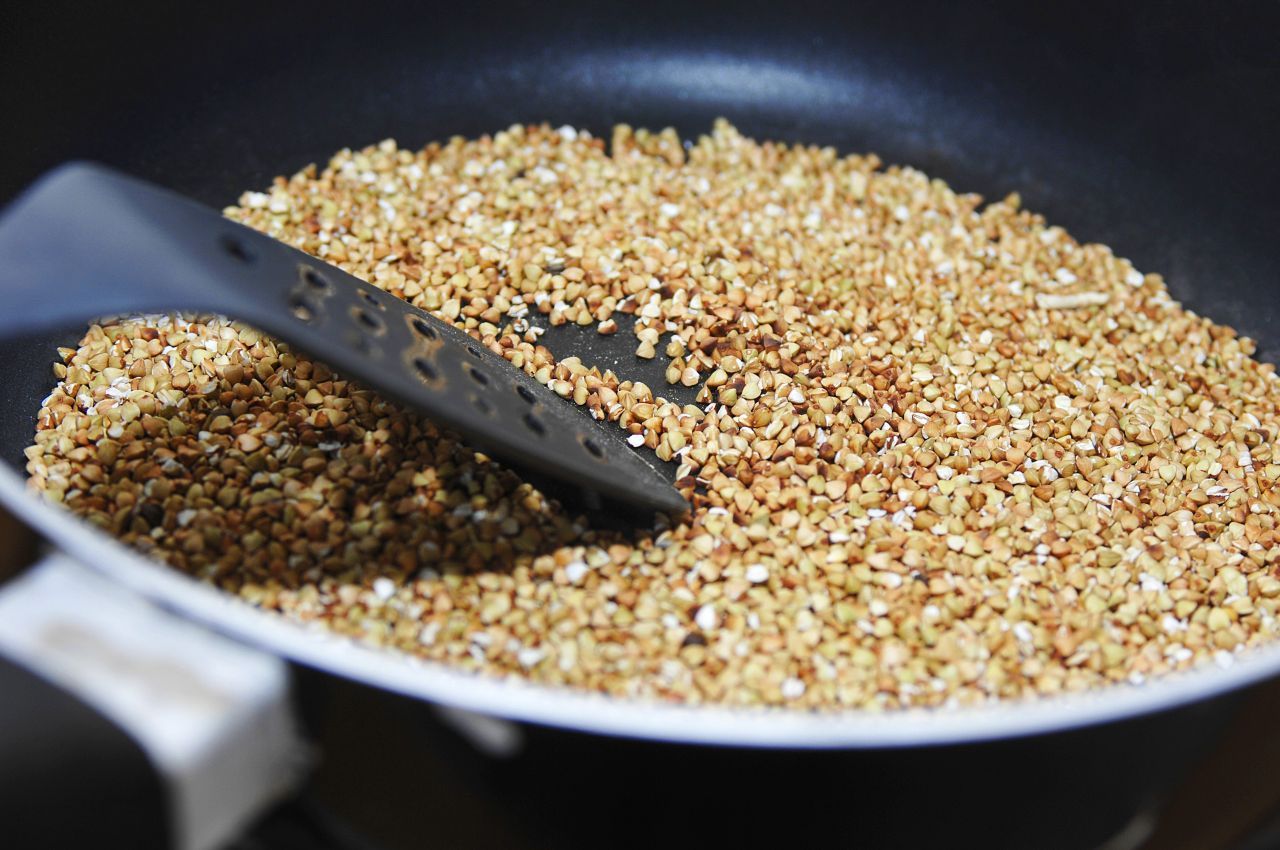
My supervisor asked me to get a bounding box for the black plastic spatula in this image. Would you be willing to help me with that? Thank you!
[0,163,688,514]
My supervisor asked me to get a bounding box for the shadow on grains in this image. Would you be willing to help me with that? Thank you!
[26,317,667,605]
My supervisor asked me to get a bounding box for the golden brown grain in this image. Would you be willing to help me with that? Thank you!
[24,120,1280,710]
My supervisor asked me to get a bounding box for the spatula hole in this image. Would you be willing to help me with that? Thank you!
[522,412,546,435]
[290,295,317,322]
[408,315,437,340]
[582,437,604,458]
[467,366,489,386]
[220,234,254,263]
[300,266,330,291]
[358,289,385,309]
[515,385,537,404]
[413,357,439,381]
[466,345,483,359]
[353,307,385,334]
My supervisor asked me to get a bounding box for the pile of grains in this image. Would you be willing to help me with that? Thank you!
[24,120,1280,710]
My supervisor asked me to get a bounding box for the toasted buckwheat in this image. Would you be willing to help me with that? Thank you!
[25,120,1280,710]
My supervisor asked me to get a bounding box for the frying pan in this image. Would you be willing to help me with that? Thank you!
[1,1,1278,847]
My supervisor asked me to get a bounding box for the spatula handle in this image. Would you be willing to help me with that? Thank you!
[0,163,257,338]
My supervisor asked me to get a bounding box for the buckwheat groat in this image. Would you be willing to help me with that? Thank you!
[25,120,1280,710]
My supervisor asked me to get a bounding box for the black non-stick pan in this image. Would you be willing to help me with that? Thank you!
[1,2,1277,848]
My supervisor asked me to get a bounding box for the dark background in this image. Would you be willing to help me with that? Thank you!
[1,2,1279,848]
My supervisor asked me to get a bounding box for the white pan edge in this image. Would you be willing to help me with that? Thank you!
[2,462,1275,748]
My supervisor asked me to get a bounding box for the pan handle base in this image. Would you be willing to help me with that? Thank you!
[0,553,309,850]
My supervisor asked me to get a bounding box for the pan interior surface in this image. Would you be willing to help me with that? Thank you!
[0,1,1277,744]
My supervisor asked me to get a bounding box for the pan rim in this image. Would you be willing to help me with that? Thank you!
[2,461,1273,748]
